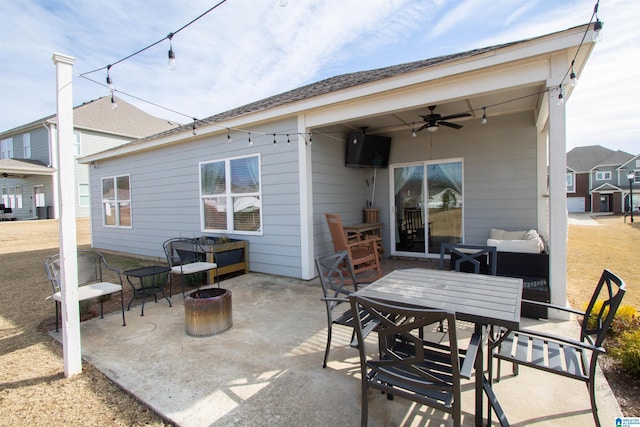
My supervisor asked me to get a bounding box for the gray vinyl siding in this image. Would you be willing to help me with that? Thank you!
[390,110,539,245]
[89,118,304,278]
[28,128,50,164]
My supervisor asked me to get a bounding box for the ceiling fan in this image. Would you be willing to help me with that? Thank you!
[416,105,472,132]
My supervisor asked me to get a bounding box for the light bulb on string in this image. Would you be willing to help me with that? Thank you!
[557,85,564,106]
[248,133,252,146]
[106,65,114,91]
[570,70,578,87]
[308,133,312,145]
[411,125,417,138]
[110,92,118,110]
[167,33,176,70]
[287,134,291,145]
[481,107,487,125]
[593,19,603,42]
[227,129,232,144]
[273,134,277,145]
[192,118,197,135]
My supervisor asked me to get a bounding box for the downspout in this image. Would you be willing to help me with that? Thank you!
[43,121,59,219]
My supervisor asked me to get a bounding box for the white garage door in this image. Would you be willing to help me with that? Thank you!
[567,197,585,212]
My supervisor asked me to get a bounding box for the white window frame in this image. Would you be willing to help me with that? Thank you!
[78,183,90,207]
[102,174,131,228]
[595,171,611,181]
[566,173,573,188]
[1,138,12,159]
[14,185,22,209]
[34,185,45,207]
[73,131,81,156]
[199,154,262,235]
[23,134,31,158]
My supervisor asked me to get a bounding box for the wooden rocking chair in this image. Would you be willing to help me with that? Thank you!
[325,213,382,284]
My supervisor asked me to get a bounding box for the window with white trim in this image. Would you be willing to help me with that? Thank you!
[595,171,611,181]
[14,186,22,209]
[102,175,131,227]
[34,185,45,207]
[566,173,573,188]
[73,132,81,156]
[23,134,31,158]
[78,183,90,207]
[1,138,12,159]
[200,154,262,234]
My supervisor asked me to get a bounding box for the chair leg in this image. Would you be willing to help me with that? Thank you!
[589,368,601,427]
[323,324,333,368]
[99,300,104,318]
[120,289,126,327]
[55,301,59,332]
[361,379,368,427]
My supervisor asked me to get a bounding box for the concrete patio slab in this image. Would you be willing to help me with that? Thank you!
[51,272,622,426]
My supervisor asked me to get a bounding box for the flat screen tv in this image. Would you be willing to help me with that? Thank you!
[345,131,391,168]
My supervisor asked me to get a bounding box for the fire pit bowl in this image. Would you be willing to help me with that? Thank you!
[184,288,232,337]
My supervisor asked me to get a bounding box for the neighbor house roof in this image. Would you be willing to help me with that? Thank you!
[567,145,634,172]
[0,158,55,176]
[0,96,178,139]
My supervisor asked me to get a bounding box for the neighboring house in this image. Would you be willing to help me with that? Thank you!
[0,97,177,220]
[80,24,598,309]
[566,145,638,213]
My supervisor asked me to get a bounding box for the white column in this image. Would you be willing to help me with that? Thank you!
[547,81,569,319]
[298,114,315,280]
[52,52,81,376]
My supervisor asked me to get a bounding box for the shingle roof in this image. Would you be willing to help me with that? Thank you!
[567,145,634,171]
[1,96,178,139]
[139,40,522,142]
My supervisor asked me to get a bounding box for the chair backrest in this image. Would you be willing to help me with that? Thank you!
[350,294,462,398]
[581,269,626,347]
[315,251,358,304]
[44,250,113,293]
[439,243,497,275]
[163,238,203,267]
[404,208,423,231]
[325,213,348,252]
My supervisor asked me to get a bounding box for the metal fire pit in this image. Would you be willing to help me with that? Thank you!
[184,288,232,337]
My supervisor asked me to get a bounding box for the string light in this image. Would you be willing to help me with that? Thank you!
[592,1,603,42]
[273,134,277,144]
[167,33,176,71]
[411,126,417,138]
[248,133,252,146]
[110,93,118,110]
[287,134,290,145]
[481,107,487,125]
[106,65,114,91]
[227,129,231,144]
[192,118,197,135]
[557,85,564,106]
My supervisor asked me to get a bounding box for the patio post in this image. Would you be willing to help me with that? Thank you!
[52,52,81,377]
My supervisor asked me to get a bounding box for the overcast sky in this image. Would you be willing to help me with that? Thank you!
[0,0,638,154]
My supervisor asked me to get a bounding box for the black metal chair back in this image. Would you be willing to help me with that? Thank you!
[439,243,497,275]
[350,294,475,427]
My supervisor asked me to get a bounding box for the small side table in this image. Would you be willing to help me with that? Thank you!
[124,266,172,316]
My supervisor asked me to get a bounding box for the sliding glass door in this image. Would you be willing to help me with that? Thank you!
[392,160,463,257]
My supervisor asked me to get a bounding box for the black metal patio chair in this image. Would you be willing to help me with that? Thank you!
[349,294,480,427]
[44,250,126,332]
[491,269,626,427]
[315,250,378,368]
[163,237,219,297]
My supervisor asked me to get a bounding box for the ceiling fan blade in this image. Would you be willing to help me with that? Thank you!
[416,124,428,132]
[439,112,472,121]
[439,121,463,129]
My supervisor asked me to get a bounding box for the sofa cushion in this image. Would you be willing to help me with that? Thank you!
[488,228,545,253]
[487,238,543,253]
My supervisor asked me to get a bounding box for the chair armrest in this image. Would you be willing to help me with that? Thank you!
[460,332,482,379]
[514,328,605,354]
[104,264,123,283]
[345,237,380,250]
[321,297,349,303]
[521,298,586,317]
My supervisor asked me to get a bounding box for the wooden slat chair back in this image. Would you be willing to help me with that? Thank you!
[44,250,126,332]
[349,294,480,427]
[492,269,626,427]
[325,213,382,284]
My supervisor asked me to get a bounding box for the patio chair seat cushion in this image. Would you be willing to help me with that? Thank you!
[171,261,217,275]
[52,281,122,302]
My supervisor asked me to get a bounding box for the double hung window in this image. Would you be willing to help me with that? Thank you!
[102,175,131,227]
[200,155,262,234]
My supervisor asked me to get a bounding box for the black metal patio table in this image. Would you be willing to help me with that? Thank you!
[124,265,172,316]
[353,268,522,426]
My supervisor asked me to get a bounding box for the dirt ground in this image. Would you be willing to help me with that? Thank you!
[0,216,637,425]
